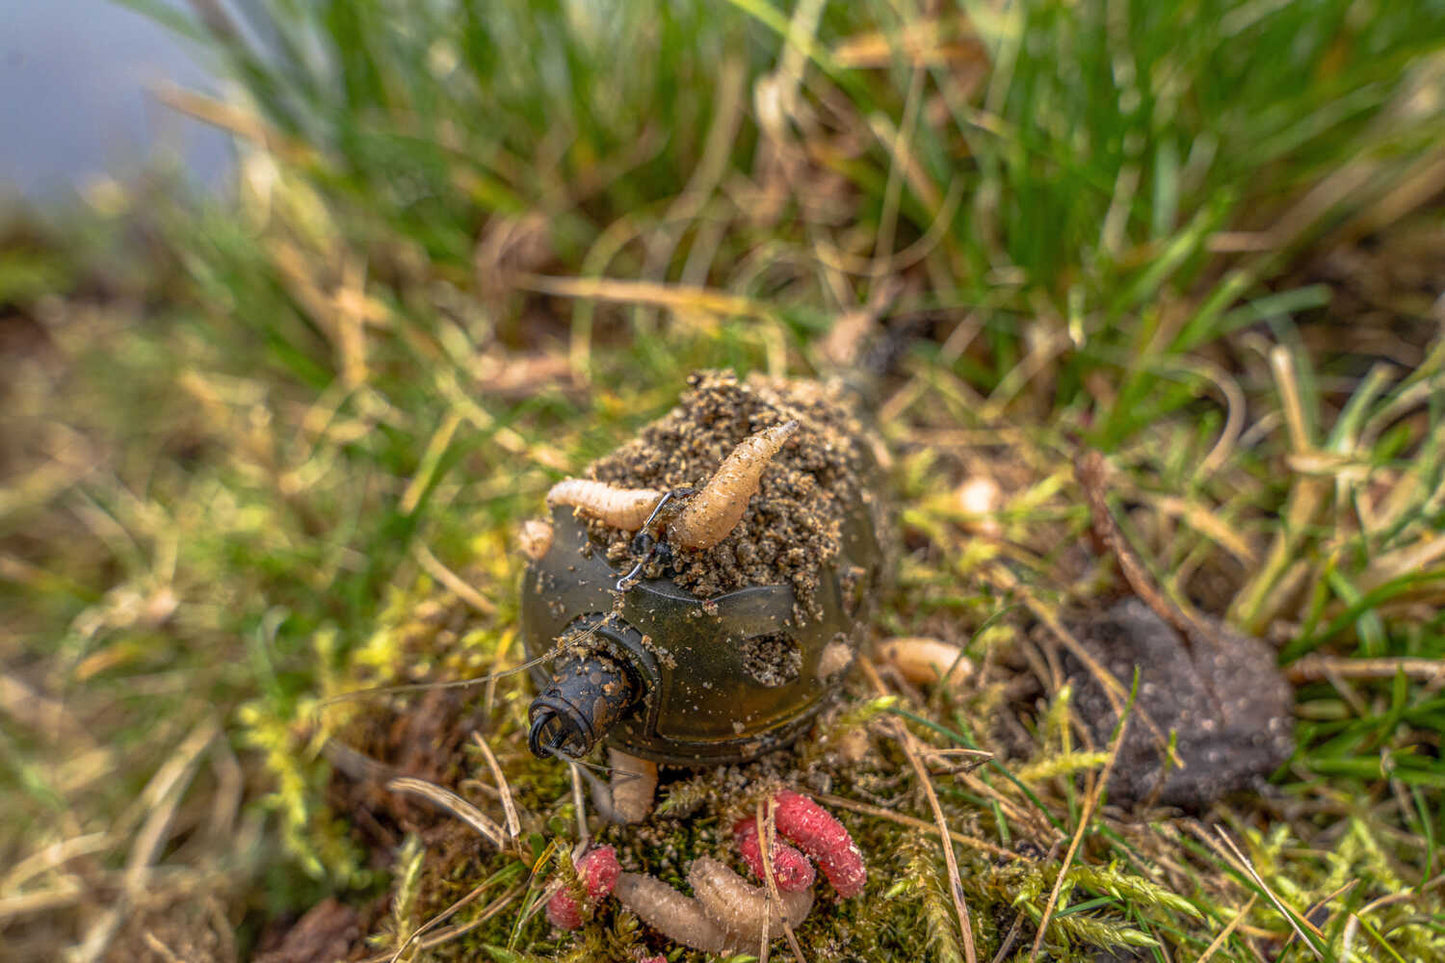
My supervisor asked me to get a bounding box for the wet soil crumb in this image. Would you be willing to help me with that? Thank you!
[1064,598,1295,810]
[586,370,872,619]
[739,632,803,687]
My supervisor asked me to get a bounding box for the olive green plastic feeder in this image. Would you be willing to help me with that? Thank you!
[521,493,885,766]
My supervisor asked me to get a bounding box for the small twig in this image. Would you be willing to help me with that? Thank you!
[919,746,993,774]
[386,777,506,848]
[400,413,462,515]
[1075,450,1208,644]
[1149,492,1257,565]
[3,866,234,922]
[140,932,184,963]
[1077,450,1239,731]
[569,762,589,847]
[515,273,764,319]
[862,660,977,963]
[1359,872,1444,915]
[470,732,521,841]
[322,739,396,784]
[755,798,808,963]
[564,752,629,826]
[1286,655,1445,684]
[152,83,310,160]
[1342,876,1445,954]
[3,832,111,894]
[989,912,1026,963]
[1027,681,1131,962]
[757,803,773,963]
[0,882,87,920]
[1209,827,1325,960]
[73,718,219,963]
[313,653,551,713]
[813,187,961,278]
[0,673,96,749]
[813,792,1019,862]
[412,543,496,616]
[368,881,524,963]
[1233,349,1332,631]
[207,735,245,843]
[1193,895,1257,963]
[1176,357,1248,481]
[1274,878,1358,959]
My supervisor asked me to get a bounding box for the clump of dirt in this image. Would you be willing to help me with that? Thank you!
[738,632,803,687]
[1064,597,1295,810]
[586,370,872,619]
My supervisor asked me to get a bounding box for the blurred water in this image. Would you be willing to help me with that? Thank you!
[0,0,231,199]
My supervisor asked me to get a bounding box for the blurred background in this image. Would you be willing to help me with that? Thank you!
[1,0,229,199]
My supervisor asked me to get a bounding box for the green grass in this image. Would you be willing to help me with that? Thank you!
[3,0,1444,959]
